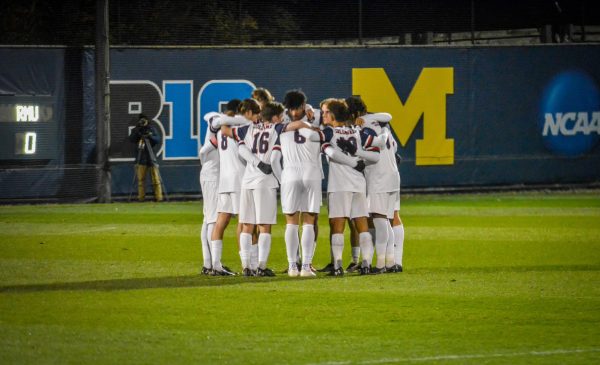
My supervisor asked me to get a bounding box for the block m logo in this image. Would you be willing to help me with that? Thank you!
[353,68,454,165]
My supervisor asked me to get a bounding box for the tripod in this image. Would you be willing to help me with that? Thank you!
[128,136,169,202]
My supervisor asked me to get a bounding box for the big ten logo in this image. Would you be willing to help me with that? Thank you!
[108,80,255,161]
[353,68,454,166]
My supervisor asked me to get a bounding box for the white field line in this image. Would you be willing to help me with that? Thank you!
[308,348,600,365]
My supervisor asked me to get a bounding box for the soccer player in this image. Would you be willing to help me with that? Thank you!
[229,100,309,276]
[320,98,380,275]
[346,96,399,274]
[199,99,240,276]
[209,100,254,276]
[271,90,322,277]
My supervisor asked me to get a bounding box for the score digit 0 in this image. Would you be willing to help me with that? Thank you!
[15,132,37,155]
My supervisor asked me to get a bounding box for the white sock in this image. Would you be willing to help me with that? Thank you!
[351,246,360,263]
[258,233,271,270]
[393,224,405,266]
[239,233,252,269]
[210,238,223,271]
[331,233,344,269]
[201,221,212,268]
[359,231,374,268]
[385,221,395,268]
[285,224,299,266]
[373,218,389,269]
[301,224,315,266]
[251,243,259,271]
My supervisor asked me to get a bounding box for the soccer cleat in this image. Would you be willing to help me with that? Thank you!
[212,266,236,276]
[257,268,276,277]
[327,267,344,276]
[345,262,360,273]
[371,266,386,274]
[222,265,236,274]
[310,264,317,273]
[242,268,255,277]
[288,267,300,277]
[359,265,371,275]
[201,266,212,275]
[386,264,403,273]
[318,263,334,272]
[300,269,316,277]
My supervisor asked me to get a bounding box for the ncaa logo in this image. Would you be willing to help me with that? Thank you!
[540,70,600,156]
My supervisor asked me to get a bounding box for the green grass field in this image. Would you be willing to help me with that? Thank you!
[1,192,599,364]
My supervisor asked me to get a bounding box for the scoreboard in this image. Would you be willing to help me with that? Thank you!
[0,95,58,163]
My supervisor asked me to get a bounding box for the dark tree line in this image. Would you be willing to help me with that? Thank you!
[0,0,597,46]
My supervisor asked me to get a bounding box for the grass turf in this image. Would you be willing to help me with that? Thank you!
[0,192,599,364]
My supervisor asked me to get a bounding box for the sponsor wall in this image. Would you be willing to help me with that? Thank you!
[1,46,599,199]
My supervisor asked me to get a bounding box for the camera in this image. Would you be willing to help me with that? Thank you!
[137,117,149,127]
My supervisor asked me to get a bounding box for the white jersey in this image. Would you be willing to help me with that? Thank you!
[322,125,379,193]
[361,112,392,130]
[216,128,246,193]
[199,122,219,183]
[232,121,284,189]
[278,124,322,182]
[364,124,400,193]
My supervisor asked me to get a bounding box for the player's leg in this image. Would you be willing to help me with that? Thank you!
[300,212,317,277]
[256,224,274,276]
[371,213,389,272]
[255,188,277,277]
[239,188,257,276]
[200,180,218,274]
[210,211,231,274]
[284,212,300,276]
[350,192,374,274]
[346,218,360,272]
[385,191,399,271]
[369,192,394,272]
[328,192,351,275]
[301,178,321,276]
[392,210,404,272]
[251,225,259,272]
[200,220,211,274]
[281,179,301,275]
[210,192,239,275]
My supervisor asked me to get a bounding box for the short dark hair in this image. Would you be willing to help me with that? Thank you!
[238,98,261,115]
[283,89,306,109]
[260,101,285,122]
[345,95,367,120]
[225,99,241,116]
[327,99,351,124]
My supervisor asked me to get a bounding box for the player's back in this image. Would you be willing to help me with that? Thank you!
[235,121,281,189]
[323,126,366,193]
[364,125,399,193]
[279,126,322,182]
[216,129,245,193]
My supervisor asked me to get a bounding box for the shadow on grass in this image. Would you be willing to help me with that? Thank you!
[0,272,351,293]
[1,264,598,294]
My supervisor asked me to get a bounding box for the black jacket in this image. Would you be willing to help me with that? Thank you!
[129,125,160,166]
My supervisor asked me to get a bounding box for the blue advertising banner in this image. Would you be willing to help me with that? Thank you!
[106,45,600,194]
[1,45,599,200]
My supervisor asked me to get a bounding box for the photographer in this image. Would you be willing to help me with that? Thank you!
[129,114,163,202]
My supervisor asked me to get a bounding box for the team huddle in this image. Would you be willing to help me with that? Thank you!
[198,88,405,277]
